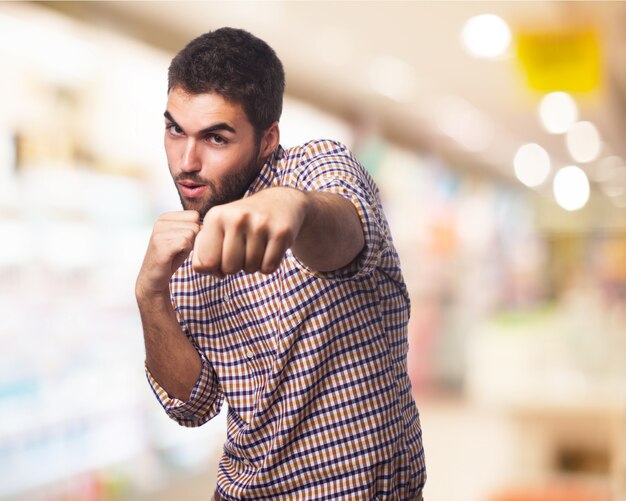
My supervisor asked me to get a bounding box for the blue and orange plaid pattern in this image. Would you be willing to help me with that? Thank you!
[147,140,426,499]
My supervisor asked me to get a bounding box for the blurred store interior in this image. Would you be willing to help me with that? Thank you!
[0,1,625,500]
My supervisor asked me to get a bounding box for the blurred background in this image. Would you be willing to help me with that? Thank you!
[0,1,625,500]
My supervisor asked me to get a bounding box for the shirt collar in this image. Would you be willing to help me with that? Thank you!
[243,145,285,198]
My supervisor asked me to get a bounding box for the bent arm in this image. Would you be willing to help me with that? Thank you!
[292,190,365,273]
[138,290,223,426]
[137,210,223,426]
[138,290,201,401]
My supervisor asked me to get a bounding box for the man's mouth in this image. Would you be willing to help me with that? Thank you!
[178,181,208,198]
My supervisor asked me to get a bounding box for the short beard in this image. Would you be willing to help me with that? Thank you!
[174,143,262,219]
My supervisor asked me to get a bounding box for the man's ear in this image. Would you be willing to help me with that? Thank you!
[260,122,280,158]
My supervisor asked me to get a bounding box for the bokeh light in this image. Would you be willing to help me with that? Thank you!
[539,92,578,134]
[461,14,511,59]
[553,165,590,211]
[513,143,551,187]
[566,121,601,163]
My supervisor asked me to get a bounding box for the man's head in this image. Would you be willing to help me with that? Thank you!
[168,27,285,139]
[165,28,284,217]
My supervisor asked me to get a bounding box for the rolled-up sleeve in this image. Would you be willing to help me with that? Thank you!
[293,140,386,279]
[145,296,224,427]
[145,358,223,427]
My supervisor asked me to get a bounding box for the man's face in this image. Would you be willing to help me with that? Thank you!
[164,87,262,218]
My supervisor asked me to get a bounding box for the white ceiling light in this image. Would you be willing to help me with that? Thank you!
[513,143,551,187]
[367,55,418,102]
[461,14,511,59]
[553,166,590,211]
[566,121,601,163]
[539,92,578,134]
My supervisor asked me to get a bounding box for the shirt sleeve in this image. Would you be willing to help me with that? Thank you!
[145,358,223,428]
[144,298,224,428]
[292,140,386,279]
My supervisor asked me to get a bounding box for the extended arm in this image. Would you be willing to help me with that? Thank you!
[292,189,365,272]
[192,187,365,276]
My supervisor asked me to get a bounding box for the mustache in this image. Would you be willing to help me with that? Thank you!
[175,173,210,185]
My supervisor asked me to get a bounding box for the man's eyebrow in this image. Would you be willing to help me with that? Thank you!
[163,110,237,135]
[163,110,178,125]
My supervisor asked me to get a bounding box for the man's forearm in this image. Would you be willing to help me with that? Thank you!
[137,291,202,401]
[292,190,365,272]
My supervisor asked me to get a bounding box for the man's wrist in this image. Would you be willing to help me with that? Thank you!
[135,282,172,308]
[283,187,310,227]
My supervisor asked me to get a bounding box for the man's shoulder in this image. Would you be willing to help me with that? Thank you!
[278,139,360,174]
[280,139,357,162]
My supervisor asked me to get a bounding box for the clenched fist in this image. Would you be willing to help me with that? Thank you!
[136,210,202,299]
[192,187,308,278]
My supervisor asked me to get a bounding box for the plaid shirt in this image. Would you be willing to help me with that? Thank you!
[147,140,426,499]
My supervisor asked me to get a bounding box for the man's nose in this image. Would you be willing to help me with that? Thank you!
[181,138,201,172]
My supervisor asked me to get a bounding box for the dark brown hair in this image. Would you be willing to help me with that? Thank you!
[168,27,285,135]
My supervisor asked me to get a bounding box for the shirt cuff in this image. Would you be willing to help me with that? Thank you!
[145,359,222,427]
[293,185,382,280]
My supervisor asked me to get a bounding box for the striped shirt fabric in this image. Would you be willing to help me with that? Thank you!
[146,140,426,499]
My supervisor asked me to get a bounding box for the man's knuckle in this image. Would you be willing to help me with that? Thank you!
[198,256,219,270]
[206,205,225,220]
[250,212,269,228]
[272,224,292,241]
[230,215,247,232]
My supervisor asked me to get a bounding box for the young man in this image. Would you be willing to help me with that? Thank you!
[136,28,426,500]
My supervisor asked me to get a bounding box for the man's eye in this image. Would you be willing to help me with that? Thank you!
[166,123,184,136]
[208,134,227,145]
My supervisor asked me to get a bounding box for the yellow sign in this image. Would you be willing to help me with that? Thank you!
[516,28,601,93]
